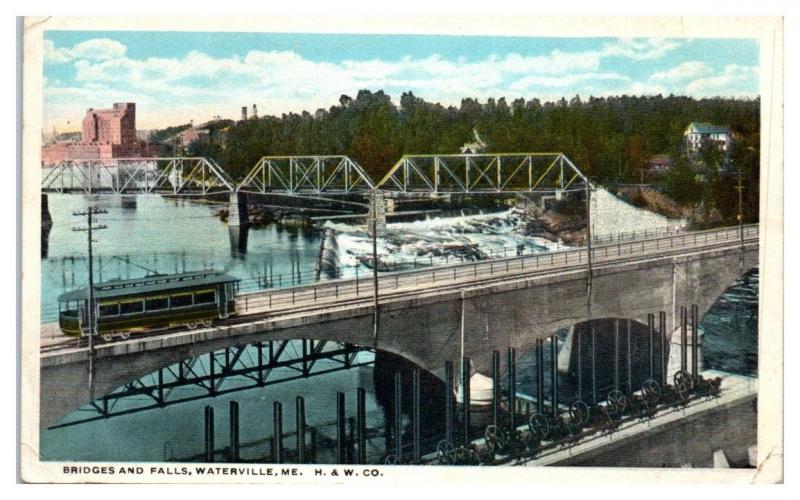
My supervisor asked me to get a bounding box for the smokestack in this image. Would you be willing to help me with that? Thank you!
[241,106,248,121]
[252,104,258,119]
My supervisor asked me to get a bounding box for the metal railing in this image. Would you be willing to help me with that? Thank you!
[236,224,758,315]
[591,225,685,245]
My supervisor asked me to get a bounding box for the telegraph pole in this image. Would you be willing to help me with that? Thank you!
[73,206,107,382]
[736,169,745,251]
[371,192,380,347]
[585,179,593,298]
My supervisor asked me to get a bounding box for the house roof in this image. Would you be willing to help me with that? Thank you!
[688,122,730,135]
[58,270,239,302]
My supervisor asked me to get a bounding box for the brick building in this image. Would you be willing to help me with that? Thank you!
[81,103,137,146]
[42,102,156,166]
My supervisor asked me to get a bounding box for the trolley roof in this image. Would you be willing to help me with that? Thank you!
[58,270,239,302]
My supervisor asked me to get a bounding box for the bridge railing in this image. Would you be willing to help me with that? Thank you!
[591,225,686,244]
[235,224,758,315]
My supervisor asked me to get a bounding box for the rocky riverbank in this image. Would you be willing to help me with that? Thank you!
[518,208,587,246]
[215,204,313,229]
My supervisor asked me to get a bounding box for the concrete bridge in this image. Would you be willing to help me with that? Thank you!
[40,224,759,429]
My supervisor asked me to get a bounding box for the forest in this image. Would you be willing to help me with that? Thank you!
[183,91,760,224]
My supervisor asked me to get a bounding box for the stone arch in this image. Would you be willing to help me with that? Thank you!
[40,312,443,429]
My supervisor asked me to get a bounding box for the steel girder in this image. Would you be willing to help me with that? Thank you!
[50,340,373,429]
[375,153,591,194]
[41,157,236,196]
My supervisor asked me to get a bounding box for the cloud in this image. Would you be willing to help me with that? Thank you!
[650,61,713,83]
[45,36,751,129]
[601,38,682,60]
[45,38,127,63]
[684,64,758,97]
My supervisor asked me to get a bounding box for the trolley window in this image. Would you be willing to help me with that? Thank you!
[170,293,193,308]
[120,300,144,315]
[145,296,168,312]
[193,290,216,305]
[98,303,120,317]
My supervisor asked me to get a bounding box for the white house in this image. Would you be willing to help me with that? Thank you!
[683,122,732,156]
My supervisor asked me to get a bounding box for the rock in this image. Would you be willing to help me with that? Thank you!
[526,209,587,246]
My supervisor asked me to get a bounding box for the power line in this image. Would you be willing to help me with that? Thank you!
[72,206,107,379]
[111,256,162,277]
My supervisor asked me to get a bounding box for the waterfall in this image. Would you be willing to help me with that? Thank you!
[590,188,686,240]
[315,228,341,280]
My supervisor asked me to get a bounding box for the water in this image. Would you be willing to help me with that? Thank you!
[701,268,759,375]
[41,345,384,462]
[327,208,564,273]
[41,194,321,323]
[590,188,686,238]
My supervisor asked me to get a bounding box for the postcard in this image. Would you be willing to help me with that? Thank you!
[19,15,783,483]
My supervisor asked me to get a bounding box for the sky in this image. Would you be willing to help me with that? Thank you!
[42,31,759,132]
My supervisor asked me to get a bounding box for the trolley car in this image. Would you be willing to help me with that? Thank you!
[58,270,240,340]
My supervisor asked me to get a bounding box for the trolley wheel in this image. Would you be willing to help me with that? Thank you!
[384,454,399,465]
[436,440,456,465]
[528,413,551,440]
[673,370,694,394]
[100,333,114,342]
[201,319,213,328]
[484,425,507,452]
[642,379,662,404]
[118,331,131,340]
[186,321,199,330]
[607,389,627,414]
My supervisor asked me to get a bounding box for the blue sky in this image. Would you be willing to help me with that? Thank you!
[43,31,759,131]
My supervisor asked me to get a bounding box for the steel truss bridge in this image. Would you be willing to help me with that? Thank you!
[238,156,375,195]
[52,339,372,429]
[41,152,589,197]
[376,153,588,194]
[41,157,236,196]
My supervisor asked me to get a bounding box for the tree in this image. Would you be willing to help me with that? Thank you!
[666,153,699,204]
[624,135,651,183]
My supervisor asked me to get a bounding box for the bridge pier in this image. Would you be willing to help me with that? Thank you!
[228,191,249,257]
[120,194,137,210]
[41,193,52,227]
[228,191,249,227]
[41,194,52,259]
[228,225,249,258]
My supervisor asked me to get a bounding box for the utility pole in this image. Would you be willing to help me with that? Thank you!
[585,179,593,298]
[73,206,107,383]
[371,192,380,347]
[736,168,745,251]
